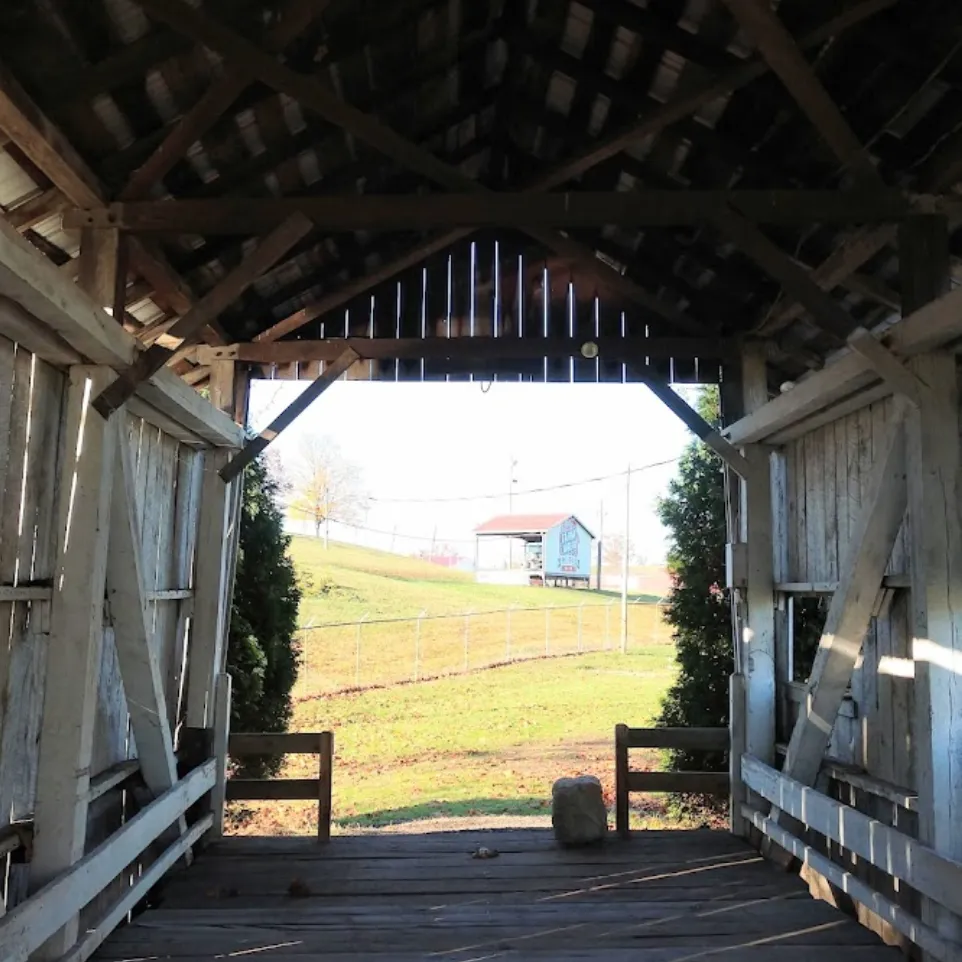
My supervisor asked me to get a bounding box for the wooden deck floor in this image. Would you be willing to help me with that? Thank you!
[97,829,901,962]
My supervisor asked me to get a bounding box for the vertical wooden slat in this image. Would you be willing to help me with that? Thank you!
[30,366,118,958]
[795,437,808,581]
[184,449,232,729]
[823,424,838,582]
[167,448,202,731]
[0,348,32,846]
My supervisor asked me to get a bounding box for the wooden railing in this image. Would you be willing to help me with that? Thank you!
[615,725,729,838]
[0,758,216,962]
[227,731,334,841]
[740,753,962,962]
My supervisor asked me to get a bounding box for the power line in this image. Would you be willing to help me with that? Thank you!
[320,516,476,544]
[367,456,680,505]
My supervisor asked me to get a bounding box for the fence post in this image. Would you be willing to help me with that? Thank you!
[578,602,584,652]
[615,723,630,839]
[505,605,512,661]
[414,610,424,682]
[463,611,471,671]
[355,614,367,688]
[545,607,550,655]
[317,731,334,843]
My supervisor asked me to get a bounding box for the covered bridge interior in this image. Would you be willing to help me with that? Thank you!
[0,0,961,959]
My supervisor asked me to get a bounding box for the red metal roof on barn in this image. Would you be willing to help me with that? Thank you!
[475,514,581,536]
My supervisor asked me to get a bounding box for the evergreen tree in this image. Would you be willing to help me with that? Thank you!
[656,387,732,786]
[226,456,302,777]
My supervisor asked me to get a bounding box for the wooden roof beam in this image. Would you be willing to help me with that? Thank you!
[710,206,857,343]
[65,190,935,233]
[92,213,313,416]
[762,110,962,337]
[131,0,710,338]
[531,0,895,193]
[121,0,331,200]
[0,61,223,348]
[215,0,893,344]
[720,0,883,187]
[196,335,735,365]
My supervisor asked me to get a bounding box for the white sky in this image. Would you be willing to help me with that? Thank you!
[249,380,700,563]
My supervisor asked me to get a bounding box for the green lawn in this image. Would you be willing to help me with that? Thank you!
[232,648,684,834]
[228,538,684,836]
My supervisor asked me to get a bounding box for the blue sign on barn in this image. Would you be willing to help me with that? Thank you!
[543,516,593,581]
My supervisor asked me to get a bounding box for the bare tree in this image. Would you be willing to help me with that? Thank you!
[286,435,366,547]
[603,534,626,568]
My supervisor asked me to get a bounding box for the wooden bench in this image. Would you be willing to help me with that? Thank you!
[227,732,334,841]
[615,725,729,837]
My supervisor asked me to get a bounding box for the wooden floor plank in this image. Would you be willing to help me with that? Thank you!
[93,830,901,962]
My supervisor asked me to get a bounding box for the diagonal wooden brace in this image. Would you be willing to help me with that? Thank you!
[92,213,313,417]
[220,348,359,483]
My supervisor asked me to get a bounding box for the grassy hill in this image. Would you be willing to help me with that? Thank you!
[290,535,661,626]
[226,536,682,835]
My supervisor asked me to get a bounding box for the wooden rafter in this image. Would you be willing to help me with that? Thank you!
[0,60,222,347]
[132,0,710,338]
[710,206,856,343]
[716,209,926,397]
[532,0,894,193]
[720,0,883,187]
[92,213,313,416]
[250,0,893,344]
[65,189,936,233]
[120,0,331,200]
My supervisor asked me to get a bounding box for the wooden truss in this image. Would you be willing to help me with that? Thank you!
[64,190,946,233]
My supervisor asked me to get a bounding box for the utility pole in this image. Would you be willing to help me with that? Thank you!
[621,465,631,654]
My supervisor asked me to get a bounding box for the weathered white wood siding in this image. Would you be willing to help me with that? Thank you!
[779,395,914,791]
[0,336,209,912]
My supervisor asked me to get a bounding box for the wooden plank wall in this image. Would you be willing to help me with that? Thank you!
[780,395,914,791]
[0,335,208,913]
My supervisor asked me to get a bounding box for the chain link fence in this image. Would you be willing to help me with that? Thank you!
[296,601,671,695]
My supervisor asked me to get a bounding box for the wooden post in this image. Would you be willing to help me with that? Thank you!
[901,215,962,947]
[317,730,333,843]
[76,228,120,310]
[740,345,776,768]
[29,367,117,959]
[615,724,630,838]
[184,448,232,728]
[729,672,748,837]
[211,672,232,840]
[209,360,236,419]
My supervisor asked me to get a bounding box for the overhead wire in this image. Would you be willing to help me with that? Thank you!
[366,456,681,505]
